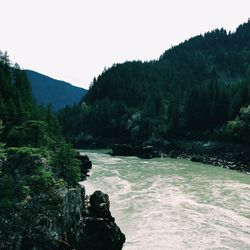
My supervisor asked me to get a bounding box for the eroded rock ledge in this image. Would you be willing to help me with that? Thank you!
[0,186,125,250]
[0,153,125,250]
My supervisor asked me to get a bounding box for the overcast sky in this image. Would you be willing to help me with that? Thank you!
[1,0,250,89]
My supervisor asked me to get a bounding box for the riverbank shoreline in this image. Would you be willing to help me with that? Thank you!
[166,149,250,174]
[109,141,250,174]
[76,149,250,250]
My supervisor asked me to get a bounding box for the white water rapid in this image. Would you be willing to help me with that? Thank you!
[80,150,250,250]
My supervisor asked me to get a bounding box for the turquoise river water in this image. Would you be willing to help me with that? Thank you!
[80,150,250,250]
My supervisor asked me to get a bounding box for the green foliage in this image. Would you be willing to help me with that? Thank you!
[223,104,250,143]
[26,167,56,195]
[0,52,62,143]
[52,142,80,187]
[0,52,81,213]
[224,118,247,143]
[0,145,4,158]
[0,175,15,208]
[6,146,50,160]
[7,120,53,148]
[0,120,5,156]
[58,20,250,145]
[239,105,250,122]
[0,146,56,210]
[0,141,80,210]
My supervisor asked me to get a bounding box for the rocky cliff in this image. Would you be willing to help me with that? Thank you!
[0,152,125,250]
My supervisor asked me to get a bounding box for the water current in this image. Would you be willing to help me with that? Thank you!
[80,149,250,250]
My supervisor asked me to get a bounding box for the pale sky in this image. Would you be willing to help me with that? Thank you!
[1,0,250,89]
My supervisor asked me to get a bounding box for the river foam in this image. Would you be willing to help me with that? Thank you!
[81,150,250,250]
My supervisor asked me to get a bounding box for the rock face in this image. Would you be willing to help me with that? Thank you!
[0,152,125,250]
[80,191,125,250]
[0,187,125,250]
[20,187,85,250]
[76,153,92,180]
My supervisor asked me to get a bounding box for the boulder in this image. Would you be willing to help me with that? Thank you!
[190,156,202,162]
[111,144,135,156]
[81,191,125,250]
[140,146,154,159]
[76,154,92,170]
[111,144,159,159]
[89,191,111,219]
[0,187,125,250]
[76,153,92,180]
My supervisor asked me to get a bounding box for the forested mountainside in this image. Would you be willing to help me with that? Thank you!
[26,70,87,111]
[58,20,250,147]
[0,52,125,249]
[0,50,81,209]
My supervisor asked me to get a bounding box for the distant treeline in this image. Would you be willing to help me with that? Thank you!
[0,52,81,211]
[58,20,250,146]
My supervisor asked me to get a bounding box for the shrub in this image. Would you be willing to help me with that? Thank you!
[7,146,50,159]
[7,120,53,148]
[0,175,15,209]
[52,142,80,187]
[26,168,56,195]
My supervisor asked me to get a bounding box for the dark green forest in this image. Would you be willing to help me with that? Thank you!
[0,52,81,211]
[58,20,250,147]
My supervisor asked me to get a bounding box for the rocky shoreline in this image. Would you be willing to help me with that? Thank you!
[166,149,250,173]
[110,142,250,174]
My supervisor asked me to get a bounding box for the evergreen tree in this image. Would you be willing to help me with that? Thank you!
[58,20,250,145]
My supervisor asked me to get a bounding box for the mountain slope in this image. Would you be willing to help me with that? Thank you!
[85,22,250,107]
[58,20,250,146]
[26,70,87,110]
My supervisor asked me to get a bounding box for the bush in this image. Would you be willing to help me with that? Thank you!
[0,146,58,209]
[0,175,15,209]
[7,146,50,160]
[225,118,246,142]
[7,120,53,148]
[26,168,56,195]
[0,142,5,158]
[52,142,80,187]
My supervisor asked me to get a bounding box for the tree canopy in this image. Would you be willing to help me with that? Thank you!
[58,20,250,146]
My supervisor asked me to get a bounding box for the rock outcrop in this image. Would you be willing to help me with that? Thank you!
[76,153,92,180]
[0,152,125,250]
[0,187,125,250]
[111,144,160,159]
[80,191,125,250]
[111,144,136,156]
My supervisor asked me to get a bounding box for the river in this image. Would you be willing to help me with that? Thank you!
[80,149,250,250]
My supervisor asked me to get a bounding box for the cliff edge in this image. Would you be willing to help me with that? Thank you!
[0,151,125,250]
